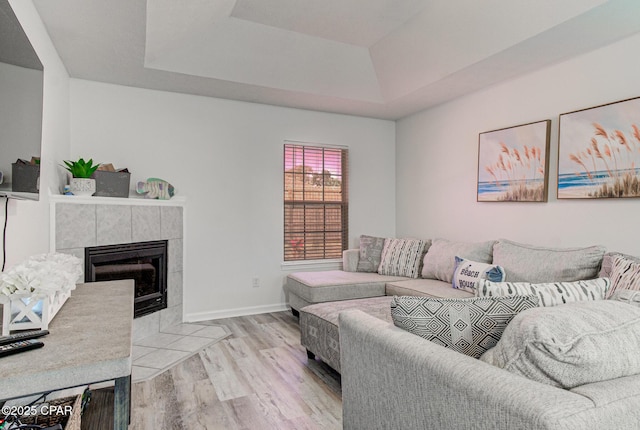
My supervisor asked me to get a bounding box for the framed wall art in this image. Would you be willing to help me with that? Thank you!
[558,96,640,199]
[477,120,551,202]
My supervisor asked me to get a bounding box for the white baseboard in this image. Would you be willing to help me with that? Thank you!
[184,303,290,322]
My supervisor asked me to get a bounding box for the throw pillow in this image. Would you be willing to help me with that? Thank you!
[492,239,605,283]
[356,235,386,273]
[390,295,539,358]
[598,252,640,278]
[377,238,426,278]
[477,278,609,307]
[610,289,640,307]
[421,239,495,282]
[607,254,640,298]
[480,300,640,389]
[451,256,505,293]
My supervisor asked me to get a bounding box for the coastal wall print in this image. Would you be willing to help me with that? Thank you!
[558,96,640,199]
[477,120,551,202]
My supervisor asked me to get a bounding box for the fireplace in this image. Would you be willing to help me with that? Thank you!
[85,240,168,318]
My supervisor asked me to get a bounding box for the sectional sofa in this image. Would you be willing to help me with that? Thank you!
[285,237,640,429]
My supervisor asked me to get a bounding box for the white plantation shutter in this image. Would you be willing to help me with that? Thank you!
[284,143,348,261]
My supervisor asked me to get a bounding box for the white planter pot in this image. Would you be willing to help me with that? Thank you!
[69,177,96,196]
[0,289,72,335]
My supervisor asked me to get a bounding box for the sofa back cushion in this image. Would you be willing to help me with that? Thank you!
[480,300,640,389]
[377,238,427,278]
[492,239,605,283]
[477,278,609,307]
[421,239,495,283]
[390,295,538,358]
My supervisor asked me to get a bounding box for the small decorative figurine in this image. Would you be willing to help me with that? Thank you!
[136,178,175,200]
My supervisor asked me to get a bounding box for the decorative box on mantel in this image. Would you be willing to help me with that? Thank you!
[0,289,72,336]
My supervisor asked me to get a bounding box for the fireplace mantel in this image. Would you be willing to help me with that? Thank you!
[49,192,186,207]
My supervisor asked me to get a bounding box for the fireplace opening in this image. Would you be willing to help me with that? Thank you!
[85,240,168,318]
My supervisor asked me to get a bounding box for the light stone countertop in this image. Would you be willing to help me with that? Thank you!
[0,280,135,400]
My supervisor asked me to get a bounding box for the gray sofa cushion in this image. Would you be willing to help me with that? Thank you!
[477,278,610,307]
[480,300,640,389]
[391,295,539,358]
[421,239,495,282]
[385,278,473,299]
[286,270,407,303]
[492,239,605,283]
[356,235,386,273]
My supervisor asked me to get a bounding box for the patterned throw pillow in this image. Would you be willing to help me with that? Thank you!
[452,256,505,293]
[356,235,386,273]
[390,295,539,358]
[377,238,426,278]
[477,278,610,307]
[607,254,640,298]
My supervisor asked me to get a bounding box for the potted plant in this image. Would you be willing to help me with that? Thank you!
[63,158,100,196]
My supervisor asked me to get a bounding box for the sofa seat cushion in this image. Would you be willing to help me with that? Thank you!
[492,239,606,283]
[287,270,408,304]
[300,296,394,372]
[480,300,640,389]
[385,278,474,299]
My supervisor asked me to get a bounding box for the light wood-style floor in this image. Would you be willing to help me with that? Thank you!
[87,311,342,429]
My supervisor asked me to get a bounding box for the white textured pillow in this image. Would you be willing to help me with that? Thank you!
[492,239,605,283]
[421,239,495,282]
[377,238,426,278]
[480,300,640,389]
[452,256,505,293]
[477,278,609,307]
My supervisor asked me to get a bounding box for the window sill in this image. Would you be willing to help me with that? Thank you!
[281,258,342,271]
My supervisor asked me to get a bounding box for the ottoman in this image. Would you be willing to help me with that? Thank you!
[299,296,394,373]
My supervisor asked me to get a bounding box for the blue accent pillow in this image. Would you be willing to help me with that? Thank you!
[452,256,505,293]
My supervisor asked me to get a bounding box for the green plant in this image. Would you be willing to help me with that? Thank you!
[63,158,100,178]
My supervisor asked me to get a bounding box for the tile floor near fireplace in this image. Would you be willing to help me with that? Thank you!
[132,321,229,382]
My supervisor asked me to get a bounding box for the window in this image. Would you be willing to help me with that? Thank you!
[284,143,348,261]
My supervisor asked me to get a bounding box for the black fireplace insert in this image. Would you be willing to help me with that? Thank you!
[85,240,168,318]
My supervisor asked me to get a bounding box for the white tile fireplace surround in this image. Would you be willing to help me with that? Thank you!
[50,194,186,341]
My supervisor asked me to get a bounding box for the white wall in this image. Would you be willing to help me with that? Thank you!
[69,80,396,319]
[396,32,640,255]
[2,1,70,268]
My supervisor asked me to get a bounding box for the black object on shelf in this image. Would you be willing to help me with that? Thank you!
[0,330,49,346]
[0,339,44,358]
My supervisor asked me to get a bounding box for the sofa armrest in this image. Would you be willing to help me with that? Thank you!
[339,310,640,430]
[343,249,360,272]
